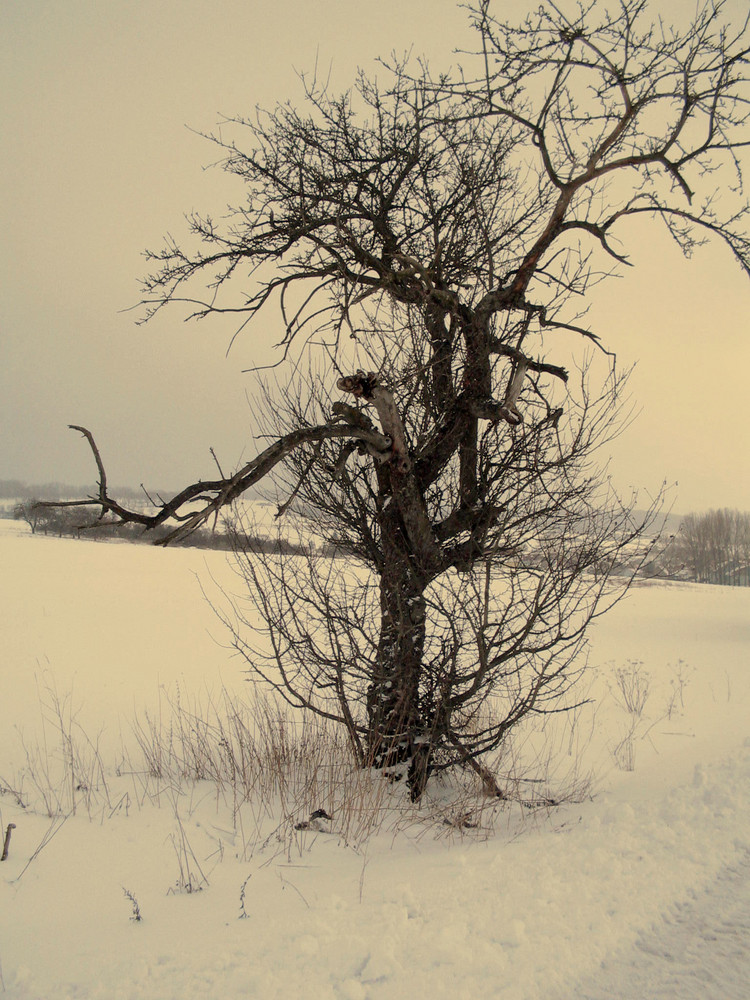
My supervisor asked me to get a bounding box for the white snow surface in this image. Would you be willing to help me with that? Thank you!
[1,519,749,999]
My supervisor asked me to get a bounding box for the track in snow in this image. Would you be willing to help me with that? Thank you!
[572,847,750,1000]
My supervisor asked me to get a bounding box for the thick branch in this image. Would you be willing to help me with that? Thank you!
[337,370,446,578]
[488,340,570,382]
[39,420,394,545]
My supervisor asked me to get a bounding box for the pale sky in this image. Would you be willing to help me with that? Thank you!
[2,0,748,514]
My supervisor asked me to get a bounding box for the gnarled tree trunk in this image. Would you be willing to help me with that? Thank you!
[339,373,441,798]
[367,496,430,797]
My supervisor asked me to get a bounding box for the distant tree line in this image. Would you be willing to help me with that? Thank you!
[10,500,308,556]
[678,509,750,586]
[0,480,171,502]
[650,509,750,586]
[8,490,749,589]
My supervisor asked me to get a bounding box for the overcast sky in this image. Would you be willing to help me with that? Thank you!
[2,0,748,514]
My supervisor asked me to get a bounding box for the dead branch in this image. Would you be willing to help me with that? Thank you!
[38,418,394,544]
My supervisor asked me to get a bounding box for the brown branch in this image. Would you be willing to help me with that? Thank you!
[502,358,530,423]
[41,419,394,544]
[468,397,524,426]
[558,220,633,266]
[488,340,569,383]
[445,731,506,797]
[338,370,446,578]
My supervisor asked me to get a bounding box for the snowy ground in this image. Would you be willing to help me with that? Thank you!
[1,519,748,999]
[567,846,750,1000]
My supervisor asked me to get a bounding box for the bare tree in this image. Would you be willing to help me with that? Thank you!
[45,0,749,797]
[677,508,750,584]
[13,500,41,535]
[212,363,658,797]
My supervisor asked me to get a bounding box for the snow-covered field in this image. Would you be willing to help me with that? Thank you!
[1,519,748,999]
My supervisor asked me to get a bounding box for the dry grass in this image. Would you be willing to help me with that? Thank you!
[128,684,496,851]
[2,677,595,862]
[607,660,667,772]
[1,675,112,819]
[610,661,651,717]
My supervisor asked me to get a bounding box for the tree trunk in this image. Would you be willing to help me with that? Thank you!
[366,500,431,799]
[337,372,440,799]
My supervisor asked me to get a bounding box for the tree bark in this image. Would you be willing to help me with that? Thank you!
[337,371,442,797]
[366,495,430,797]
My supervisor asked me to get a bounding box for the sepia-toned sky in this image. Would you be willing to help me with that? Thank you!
[2,0,748,514]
